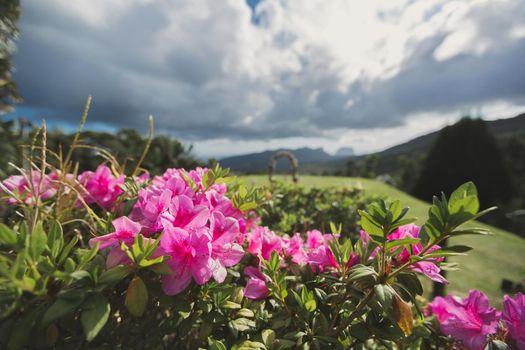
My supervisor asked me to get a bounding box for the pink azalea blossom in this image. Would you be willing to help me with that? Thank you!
[502,293,525,349]
[77,165,124,209]
[245,211,261,232]
[209,212,244,282]
[243,266,269,300]
[283,233,308,265]
[247,226,282,260]
[428,290,500,350]
[306,230,338,271]
[162,194,210,230]
[131,189,173,234]
[1,171,58,204]
[159,221,214,295]
[387,224,447,284]
[135,171,150,184]
[89,216,142,250]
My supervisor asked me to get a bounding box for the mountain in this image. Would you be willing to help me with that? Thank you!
[220,147,344,173]
[335,147,354,157]
[219,113,525,175]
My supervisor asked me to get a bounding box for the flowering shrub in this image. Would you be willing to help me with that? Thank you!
[0,118,523,349]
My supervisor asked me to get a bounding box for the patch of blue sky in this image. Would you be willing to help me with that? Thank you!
[3,106,117,134]
[245,0,263,25]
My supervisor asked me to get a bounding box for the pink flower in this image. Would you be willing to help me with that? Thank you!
[135,171,150,184]
[1,171,58,204]
[502,293,525,349]
[131,189,173,234]
[152,168,194,198]
[306,229,329,250]
[428,290,500,350]
[387,224,447,284]
[89,216,142,250]
[283,233,308,265]
[77,165,124,209]
[162,194,210,230]
[245,211,261,233]
[209,212,244,282]
[247,226,282,260]
[159,221,213,295]
[306,230,338,271]
[243,266,269,300]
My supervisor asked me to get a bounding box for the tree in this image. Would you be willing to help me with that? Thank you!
[413,117,513,208]
[362,154,378,178]
[0,0,22,113]
[345,158,360,177]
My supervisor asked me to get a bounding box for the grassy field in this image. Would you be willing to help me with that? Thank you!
[241,175,525,305]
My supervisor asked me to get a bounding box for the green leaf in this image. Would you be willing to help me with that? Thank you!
[396,272,423,296]
[0,223,17,247]
[125,275,148,317]
[441,245,473,253]
[451,227,491,236]
[389,200,403,221]
[208,338,228,350]
[47,221,64,260]
[231,317,256,332]
[374,284,393,313]
[348,264,378,286]
[358,210,384,237]
[137,255,165,268]
[262,329,276,348]
[236,308,255,318]
[385,237,419,250]
[58,236,79,265]
[448,182,479,216]
[81,294,110,342]
[425,251,467,258]
[69,270,91,281]
[149,261,173,275]
[98,265,132,285]
[223,301,242,309]
[29,222,47,260]
[42,296,85,325]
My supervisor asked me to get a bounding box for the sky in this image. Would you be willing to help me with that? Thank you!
[6,0,525,159]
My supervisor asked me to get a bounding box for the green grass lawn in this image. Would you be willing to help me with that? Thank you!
[241,175,525,305]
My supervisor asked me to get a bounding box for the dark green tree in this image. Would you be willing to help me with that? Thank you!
[361,154,378,178]
[345,158,360,176]
[413,117,513,208]
[0,0,21,113]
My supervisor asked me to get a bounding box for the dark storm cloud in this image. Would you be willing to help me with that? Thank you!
[11,0,525,141]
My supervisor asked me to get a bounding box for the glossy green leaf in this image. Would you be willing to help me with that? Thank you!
[81,294,110,342]
[125,275,148,317]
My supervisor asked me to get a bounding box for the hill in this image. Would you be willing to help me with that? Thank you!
[241,175,525,305]
[220,113,525,176]
[220,147,348,173]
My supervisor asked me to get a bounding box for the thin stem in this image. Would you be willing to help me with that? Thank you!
[330,289,374,337]
[64,95,91,171]
[132,115,154,177]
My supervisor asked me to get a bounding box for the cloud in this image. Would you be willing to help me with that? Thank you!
[11,0,525,154]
